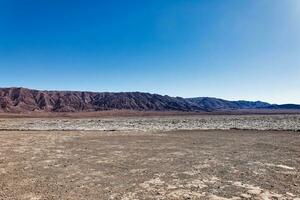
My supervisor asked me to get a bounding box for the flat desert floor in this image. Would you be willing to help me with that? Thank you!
[0,115,299,200]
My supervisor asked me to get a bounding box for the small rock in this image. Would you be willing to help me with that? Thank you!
[240,193,251,198]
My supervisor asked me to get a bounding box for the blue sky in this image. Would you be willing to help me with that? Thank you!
[0,0,299,103]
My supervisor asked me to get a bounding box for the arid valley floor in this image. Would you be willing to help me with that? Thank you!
[0,115,299,200]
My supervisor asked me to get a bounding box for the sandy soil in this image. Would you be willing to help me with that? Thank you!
[0,128,299,200]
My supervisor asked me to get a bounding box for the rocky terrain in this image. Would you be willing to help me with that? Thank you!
[1,114,300,131]
[1,87,299,113]
[0,87,203,113]
[0,115,299,199]
[0,129,299,200]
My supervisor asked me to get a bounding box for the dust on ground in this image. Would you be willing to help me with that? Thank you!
[0,129,299,200]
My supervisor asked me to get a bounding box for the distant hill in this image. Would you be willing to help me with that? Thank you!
[0,87,204,113]
[0,87,299,113]
[186,97,271,111]
[266,104,300,110]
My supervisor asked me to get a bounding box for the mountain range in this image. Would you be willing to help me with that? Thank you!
[0,87,299,113]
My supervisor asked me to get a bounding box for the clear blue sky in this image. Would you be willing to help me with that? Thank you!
[0,0,299,103]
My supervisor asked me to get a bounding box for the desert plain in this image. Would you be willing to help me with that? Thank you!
[0,114,299,200]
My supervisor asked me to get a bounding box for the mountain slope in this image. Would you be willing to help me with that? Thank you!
[0,87,299,113]
[186,97,271,111]
[0,87,204,113]
[266,104,300,109]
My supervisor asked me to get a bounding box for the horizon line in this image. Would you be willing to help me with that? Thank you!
[0,86,298,105]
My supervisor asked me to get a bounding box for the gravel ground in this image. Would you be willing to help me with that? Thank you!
[0,129,299,200]
[0,115,299,199]
[0,115,300,131]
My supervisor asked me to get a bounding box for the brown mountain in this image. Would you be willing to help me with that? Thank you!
[0,87,203,113]
[0,87,299,113]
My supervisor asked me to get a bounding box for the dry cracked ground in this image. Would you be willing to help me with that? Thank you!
[0,115,299,200]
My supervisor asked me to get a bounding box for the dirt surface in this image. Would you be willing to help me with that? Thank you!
[0,129,299,200]
[0,115,300,131]
[1,110,300,119]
